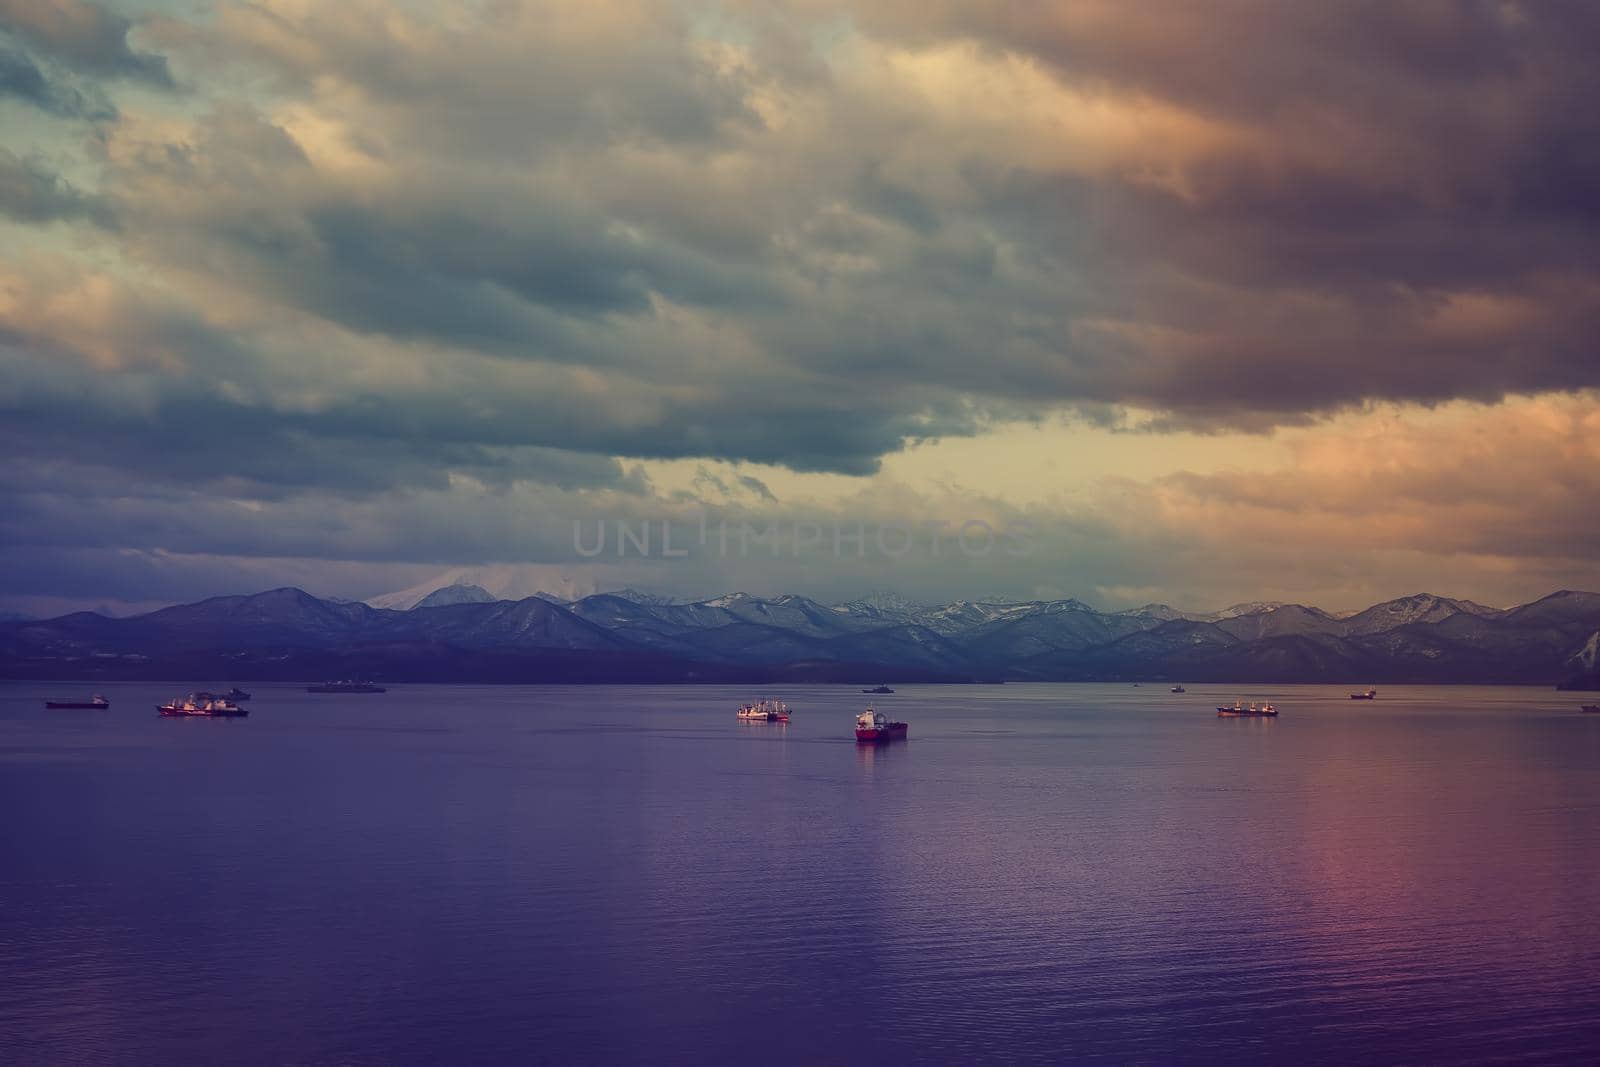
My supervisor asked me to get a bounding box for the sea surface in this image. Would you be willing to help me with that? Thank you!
[2,682,1598,1064]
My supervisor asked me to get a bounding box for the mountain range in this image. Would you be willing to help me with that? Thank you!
[3,585,1599,687]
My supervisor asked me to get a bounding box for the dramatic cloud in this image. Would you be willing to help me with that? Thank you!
[0,42,113,117]
[0,147,113,223]
[0,1,1597,612]
[0,0,170,85]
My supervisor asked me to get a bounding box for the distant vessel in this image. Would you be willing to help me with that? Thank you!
[196,687,252,702]
[1582,705,1600,714]
[855,708,908,743]
[1170,685,1186,693]
[1349,687,1377,700]
[306,681,386,693]
[862,685,894,694]
[45,694,109,709]
[1217,700,1277,718]
[737,699,790,722]
[158,693,248,718]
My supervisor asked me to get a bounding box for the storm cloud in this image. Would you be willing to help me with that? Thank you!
[0,0,170,85]
[0,147,113,223]
[1,1,1597,612]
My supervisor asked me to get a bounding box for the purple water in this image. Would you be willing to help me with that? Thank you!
[3,682,1598,1063]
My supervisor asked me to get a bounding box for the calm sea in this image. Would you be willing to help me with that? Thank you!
[2,682,1598,1064]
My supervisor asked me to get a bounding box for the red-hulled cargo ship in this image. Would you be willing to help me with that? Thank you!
[158,693,249,718]
[855,708,908,743]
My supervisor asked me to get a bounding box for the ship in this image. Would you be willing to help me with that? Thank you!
[1349,687,1377,700]
[855,708,908,743]
[1582,705,1600,714]
[45,694,109,709]
[158,693,249,718]
[1216,700,1277,718]
[737,699,790,722]
[196,687,252,702]
[862,685,895,694]
[1170,685,1186,693]
[305,681,386,693]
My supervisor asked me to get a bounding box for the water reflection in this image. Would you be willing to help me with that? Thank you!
[0,681,1596,1064]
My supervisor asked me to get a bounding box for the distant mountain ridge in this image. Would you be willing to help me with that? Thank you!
[3,587,1597,686]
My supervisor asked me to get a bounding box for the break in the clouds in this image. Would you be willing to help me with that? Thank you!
[1,1,1597,613]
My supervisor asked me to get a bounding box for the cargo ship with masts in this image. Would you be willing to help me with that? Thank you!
[158,693,249,718]
[1216,700,1277,718]
[737,699,790,722]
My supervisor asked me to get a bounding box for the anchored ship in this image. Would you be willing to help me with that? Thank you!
[158,693,249,718]
[1349,687,1377,700]
[45,694,109,709]
[306,681,386,693]
[737,699,790,722]
[196,687,252,702]
[855,708,908,743]
[1216,700,1277,718]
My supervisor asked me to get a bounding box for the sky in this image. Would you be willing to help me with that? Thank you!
[1,0,1598,616]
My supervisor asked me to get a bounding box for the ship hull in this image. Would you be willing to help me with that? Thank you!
[45,702,109,709]
[855,723,909,743]
[158,706,249,718]
[1349,694,1375,700]
[1217,709,1277,718]
[1582,706,1600,714]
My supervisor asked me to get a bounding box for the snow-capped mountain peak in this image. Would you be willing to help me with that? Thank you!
[368,566,599,610]
[413,584,499,609]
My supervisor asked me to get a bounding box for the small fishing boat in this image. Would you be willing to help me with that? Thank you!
[45,694,109,709]
[1170,685,1186,694]
[1216,700,1277,718]
[862,685,894,694]
[1349,687,1377,700]
[855,708,908,743]
[158,693,249,718]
